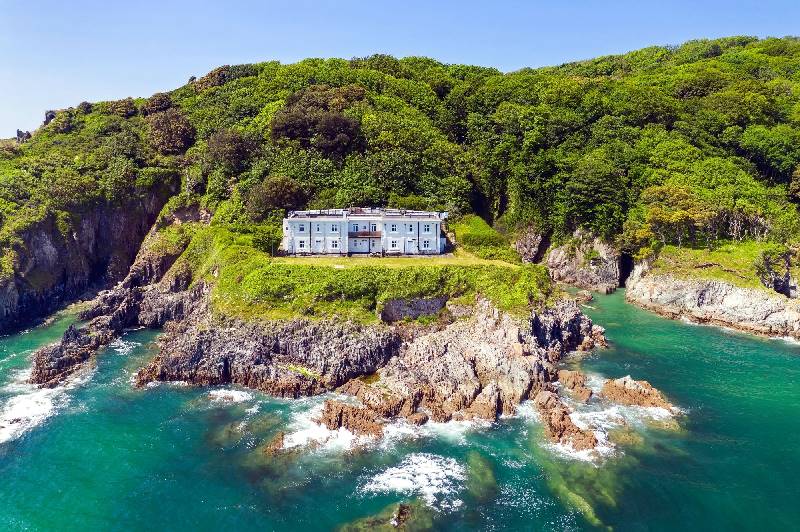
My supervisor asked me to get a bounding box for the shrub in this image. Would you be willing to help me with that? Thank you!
[243,175,305,220]
[206,129,257,173]
[107,97,137,118]
[140,92,172,116]
[147,108,196,155]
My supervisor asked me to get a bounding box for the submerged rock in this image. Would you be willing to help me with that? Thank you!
[338,500,433,531]
[601,376,673,409]
[466,451,498,503]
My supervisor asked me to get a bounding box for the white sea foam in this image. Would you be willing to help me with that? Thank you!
[281,398,375,451]
[108,338,141,356]
[360,453,466,510]
[0,366,93,445]
[208,388,254,404]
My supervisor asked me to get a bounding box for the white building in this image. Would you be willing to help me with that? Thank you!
[282,208,447,255]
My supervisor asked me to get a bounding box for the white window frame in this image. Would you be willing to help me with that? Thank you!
[298,224,305,232]
[390,239,398,249]
[370,223,377,232]
[331,240,339,250]
[331,224,339,233]
[408,224,414,233]
[298,240,306,249]
[315,223,321,232]
[352,223,359,232]
[390,224,397,232]
[422,239,430,250]
[423,223,431,233]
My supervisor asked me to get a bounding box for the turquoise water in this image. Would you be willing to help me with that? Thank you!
[0,292,798,530]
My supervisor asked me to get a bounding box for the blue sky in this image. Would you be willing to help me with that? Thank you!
[1,0,798,135]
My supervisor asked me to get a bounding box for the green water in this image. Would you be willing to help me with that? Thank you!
[0,291,798,530]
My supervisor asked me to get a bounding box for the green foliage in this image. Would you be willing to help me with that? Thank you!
[147,108,196,155]
[451,214,520,263]
[5,37,800,293]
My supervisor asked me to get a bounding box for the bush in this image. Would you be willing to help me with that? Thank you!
[147,108,196,155]
[107,97,137,118]
[243,175,305,220]
[206,129,257,173]
[451,215,520,263]
[140,92,172,116]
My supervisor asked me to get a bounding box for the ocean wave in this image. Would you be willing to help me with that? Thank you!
[208,388,255,404]
[0,366,93,445]
[360,453,466,510]
[108,337,142,356]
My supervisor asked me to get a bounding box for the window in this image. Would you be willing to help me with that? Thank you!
[422,240,430,250]
[298,240,306,249]
[390,224,397,232]
[370,223,377,232]
[423,224,431,233]
[331,224,339,233]
[390,240,398,249]
[352,223,359,232]
[316,224,321,232]
[331,240,339,249]
[408,224,414,233]
[298,224,305,232]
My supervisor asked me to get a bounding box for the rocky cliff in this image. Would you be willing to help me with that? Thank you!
[545,231,623,293]
[0,186,175,335]
[626,264,800,339]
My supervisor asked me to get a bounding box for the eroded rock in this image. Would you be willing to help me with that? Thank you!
[533,390,598,451]
[601,375,673,409]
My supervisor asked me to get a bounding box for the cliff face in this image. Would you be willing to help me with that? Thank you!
[545,232,622,293]
[625,264,800,338]
[0,187,174,335]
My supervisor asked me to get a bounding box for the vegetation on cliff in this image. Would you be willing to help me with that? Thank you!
[4,36,800,306]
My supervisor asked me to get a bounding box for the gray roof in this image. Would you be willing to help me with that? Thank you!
[286,208,447,220]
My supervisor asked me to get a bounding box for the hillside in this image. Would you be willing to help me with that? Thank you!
[2,35,800,330]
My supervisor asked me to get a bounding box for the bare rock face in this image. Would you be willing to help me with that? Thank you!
[626,264,800,339]
[379,297,448,323]
[318,400,384,437]
[533,391,598,451]
[557,369,593,402]
[601,376,673,409]
[546,231,620,293]
[513,226,545,263]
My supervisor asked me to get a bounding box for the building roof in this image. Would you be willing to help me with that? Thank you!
[286,208,447,220]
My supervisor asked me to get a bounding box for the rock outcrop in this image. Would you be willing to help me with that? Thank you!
[557,369,593,402]
[546,231,621,293]
[626,264,800,339]
[318,400,384,437]
[601,376,673,409]
[0,186,175,335]
[532,390,598,451]
[513,226,545,263]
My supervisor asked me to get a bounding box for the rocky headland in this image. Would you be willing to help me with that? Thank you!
[545,231,623,294]
[625,264,800,339]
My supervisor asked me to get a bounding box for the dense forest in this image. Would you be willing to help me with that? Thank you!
[2,35,800,275]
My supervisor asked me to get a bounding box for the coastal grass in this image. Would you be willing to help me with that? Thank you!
[650,241,799,291]
[175,225,551,323]
[449,215,520,264]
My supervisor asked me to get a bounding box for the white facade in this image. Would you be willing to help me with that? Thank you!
[282,208,447,255]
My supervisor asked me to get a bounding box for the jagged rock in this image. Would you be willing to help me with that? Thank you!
[318,400,384,437]
[557,369,593,402]
[533,390,598,451]
[0,186,175,335]
[601,376,673,409]
[626,264,800,339]
[575,290,593,302]
[15,129,31,143]
[513,226,545,263]
[44,110,56,125]
[546,231,620,293]
[379,297,448,323]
